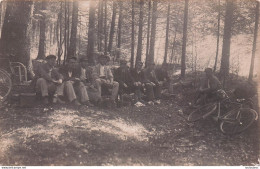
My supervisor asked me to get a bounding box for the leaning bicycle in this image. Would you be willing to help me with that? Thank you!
[187,89,258,135]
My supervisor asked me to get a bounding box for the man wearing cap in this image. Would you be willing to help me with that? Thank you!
[130,61,145,102]
[143,62,162,103]
[60,57,93,106]
[114,59,135,95]
[93,54,119,105]
[195,68,222,105]
[36,55,65,105]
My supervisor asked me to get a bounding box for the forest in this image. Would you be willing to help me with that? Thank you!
[0,0,259,80]
[0,0,259,166]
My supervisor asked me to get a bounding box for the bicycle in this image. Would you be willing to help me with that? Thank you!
[187,89,258,135]
[0,58,30,103]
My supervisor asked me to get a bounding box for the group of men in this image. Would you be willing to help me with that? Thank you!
[35,53,222,107]
[35,53,174,107]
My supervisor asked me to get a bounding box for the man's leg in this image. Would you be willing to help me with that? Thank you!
[36,78,49,97]
[145,83,155,101]
[64,81,77,102]
[154,84,162,99]
[111,81,119,101]
[77,82,91,103]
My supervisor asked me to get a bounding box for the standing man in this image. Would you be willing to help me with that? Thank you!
[36,55,65,105]
[143,62,162,104]
[60,57,93,106]
[93,53,119,106]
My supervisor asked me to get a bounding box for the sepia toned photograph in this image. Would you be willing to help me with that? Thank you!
[0,0,259,166]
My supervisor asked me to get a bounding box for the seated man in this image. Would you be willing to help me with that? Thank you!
[155,63,173,94]
[130,61,145,102]
[36,55,65,105]
[195,68,222,105]
[93,54,119,105]
[143,62,162,103]
[79,57,101,103]
[60,57,93,106]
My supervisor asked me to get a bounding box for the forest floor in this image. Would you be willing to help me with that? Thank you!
[0,77,259,166]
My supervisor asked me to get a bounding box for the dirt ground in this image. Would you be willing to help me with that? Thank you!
[0,87,259,166]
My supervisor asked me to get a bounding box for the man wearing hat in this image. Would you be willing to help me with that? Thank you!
[60,57,93,106]
[93,53,119,105]
[195,67,222,105]
[114,59,135,96]
[36,55,65,105]
[143,61,162,103]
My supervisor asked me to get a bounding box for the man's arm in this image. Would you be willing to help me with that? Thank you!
[39,64,53,82]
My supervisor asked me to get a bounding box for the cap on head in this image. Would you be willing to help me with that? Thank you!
[204,68,213,74]
[68,56,77,61]
[98,53,110,62]
[120,59,128,64]
[45,55,56,60]
[80,57,88,62]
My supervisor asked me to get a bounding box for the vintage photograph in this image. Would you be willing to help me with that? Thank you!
[0,0,259,166]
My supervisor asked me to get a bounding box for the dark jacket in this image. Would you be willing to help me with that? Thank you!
[59,64,81,81]
[143,68,159,85]
[114,66,134,86]
[38,62,63,82]
[155,68,170,82]
[130,68,144,83]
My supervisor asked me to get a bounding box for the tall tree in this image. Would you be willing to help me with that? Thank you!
[108,1,117,54]
[181,0,189,78]
[36,1,47,60]
[145,0,151,67]
[87,0,96,65]
[130,0,135,68]
[213,0,221,72]
[163,1,170,64]
[98,0,104,51]
[135,0,144,66]
[248,1,259,81]
[219,0,235,84]
[0,1,34,68]
[116,1,123,60]
[68,1,78,58]
[104,0,108,55]
[147,0,158,66]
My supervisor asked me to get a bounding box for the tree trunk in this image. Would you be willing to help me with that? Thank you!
[163,2,170,64]
[68,1,78,58]
[0,1,34,69]
[117,1,123,60]
[181,0,189,78]
[220,0,235,84]
[145,0,151,67]
[248,1,259,81]
[98,0,103,51]
[135,0,144,66]
[214,0,221,72]
[87,0,96,65]
[130,0,135,68]
[147,1,158,66]
[108,1,117,54]
[36,1,47,60]
[104,0,108,55]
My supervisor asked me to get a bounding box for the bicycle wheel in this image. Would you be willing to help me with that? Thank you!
[0,69,12,102]
[220,108,258,135]
[188,103,217,122]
